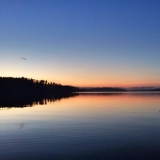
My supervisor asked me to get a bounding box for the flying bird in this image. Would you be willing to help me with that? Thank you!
[21,57,26,60]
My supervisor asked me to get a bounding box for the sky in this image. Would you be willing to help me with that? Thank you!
[1,0,160,87]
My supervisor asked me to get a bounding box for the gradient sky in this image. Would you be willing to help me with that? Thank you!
[1,0,160,87]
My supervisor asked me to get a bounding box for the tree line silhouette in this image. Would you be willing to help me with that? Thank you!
[0,77,159,98]
[79,87,126,92]
[0,77,79,97]
[0,77,159,108]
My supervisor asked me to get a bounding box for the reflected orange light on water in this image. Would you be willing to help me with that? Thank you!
[41,93,160,116]
[66,93,159,108]
[0,93,160,123]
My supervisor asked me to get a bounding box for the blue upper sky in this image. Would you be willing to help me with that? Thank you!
[1,0,160,87]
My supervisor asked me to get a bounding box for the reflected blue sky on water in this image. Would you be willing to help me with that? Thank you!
[0,93,160,160]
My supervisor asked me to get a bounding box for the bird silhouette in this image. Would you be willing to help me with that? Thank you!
[21,57,26,60]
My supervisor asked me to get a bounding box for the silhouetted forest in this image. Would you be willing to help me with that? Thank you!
[0,77,79,97]
[79,87,160,92]
[0,77,79,108]
[127,87,160,92]
[79,87,126,92]
[0,77,160,108]
[1,77,159,96]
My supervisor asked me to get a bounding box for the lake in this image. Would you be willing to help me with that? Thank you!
[0,92,160,160]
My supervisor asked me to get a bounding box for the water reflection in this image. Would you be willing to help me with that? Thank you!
[0,92,160,160]
[1,92,160,108]
[0,93,78,108]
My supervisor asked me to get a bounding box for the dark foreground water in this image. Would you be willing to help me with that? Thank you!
[0,92,160,160]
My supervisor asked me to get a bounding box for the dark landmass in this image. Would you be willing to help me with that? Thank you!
[151,88,160,91]
[127,87,160,92]
[0,77,160,108]
[79,87,126,92]
[0,77,79,108]
[79,87,160,92]
[1,77,160,95]
[0,77,78,97]
[1,77,160,96]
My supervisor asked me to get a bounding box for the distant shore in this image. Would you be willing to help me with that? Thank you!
[78,87,160,92]
[0,77,160,98]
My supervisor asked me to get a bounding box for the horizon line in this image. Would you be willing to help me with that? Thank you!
[1,76,160,89]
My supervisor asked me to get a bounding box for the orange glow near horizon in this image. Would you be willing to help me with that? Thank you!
[46,72,160,88]
[48,78,160,88]
[1,69,160,88]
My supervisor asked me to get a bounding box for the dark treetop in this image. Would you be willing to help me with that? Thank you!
[0,77,79,97]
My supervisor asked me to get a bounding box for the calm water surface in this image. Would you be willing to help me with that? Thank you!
[0,92,160,160]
